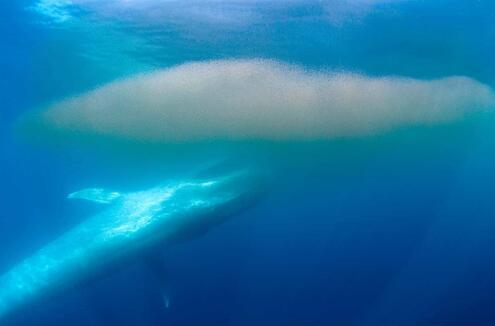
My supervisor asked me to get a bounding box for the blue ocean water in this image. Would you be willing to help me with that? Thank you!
[1,1,495,325]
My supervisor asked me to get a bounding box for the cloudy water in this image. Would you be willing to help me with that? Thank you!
[1,1,495,325]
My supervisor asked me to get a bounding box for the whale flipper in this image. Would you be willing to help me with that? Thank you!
[68,188,122,204]
[145,254,172,310]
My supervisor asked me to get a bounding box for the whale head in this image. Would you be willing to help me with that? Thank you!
[127,169,263,244]
[68,169,264,248]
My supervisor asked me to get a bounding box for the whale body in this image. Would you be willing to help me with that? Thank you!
[0,170,261,321]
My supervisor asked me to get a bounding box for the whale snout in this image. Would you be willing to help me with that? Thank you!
[206,169,265,199]
[210,170,266,215]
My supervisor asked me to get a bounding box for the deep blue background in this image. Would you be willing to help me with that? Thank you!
[2,1,495,325]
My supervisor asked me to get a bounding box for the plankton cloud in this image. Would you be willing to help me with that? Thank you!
[24,59,495,143]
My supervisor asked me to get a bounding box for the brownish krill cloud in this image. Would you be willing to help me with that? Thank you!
[21,59,495,143]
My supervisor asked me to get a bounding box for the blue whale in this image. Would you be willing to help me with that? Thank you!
[0,170,262,321]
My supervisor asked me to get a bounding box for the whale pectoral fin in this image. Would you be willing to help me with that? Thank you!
[67,188,121,204]
[145,255,171,309]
